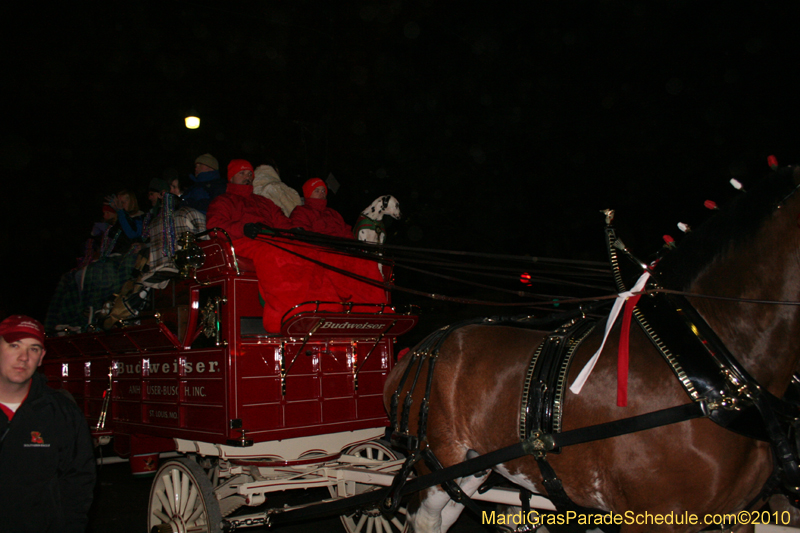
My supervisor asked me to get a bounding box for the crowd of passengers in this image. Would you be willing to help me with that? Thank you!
[45,154,386,335]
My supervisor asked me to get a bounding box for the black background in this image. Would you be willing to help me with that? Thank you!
[3,1,800,320]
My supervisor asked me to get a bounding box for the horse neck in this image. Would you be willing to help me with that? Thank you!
[689,202,800,395]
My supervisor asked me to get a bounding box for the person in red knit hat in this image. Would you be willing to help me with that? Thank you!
[207,159,288,240]
[208,159,306,332]
[227,159,254,185]
[290,178,388,318]
[208,164,388,333]
[289,178,353,238]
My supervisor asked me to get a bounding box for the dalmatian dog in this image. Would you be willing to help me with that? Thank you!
[353,195,401,278]
[353,195,401,244]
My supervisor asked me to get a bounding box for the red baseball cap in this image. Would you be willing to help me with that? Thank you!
[0,315,46,345]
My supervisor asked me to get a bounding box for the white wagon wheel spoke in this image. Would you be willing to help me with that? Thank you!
[390,516,405,531]
[331,440,410,533]
[152,508,171,524]
[156,487,174,517]
[161,473,177,514]
[185,486,199,520]
[187,503,204,525]
[354,513,368,533]
[148,457,222,533]
[180,469,191,515]
[171,468,182,511]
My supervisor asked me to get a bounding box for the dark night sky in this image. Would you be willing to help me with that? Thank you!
[3,1,800,320]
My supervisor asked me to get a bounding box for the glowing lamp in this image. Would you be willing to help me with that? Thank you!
[185,115,200,129]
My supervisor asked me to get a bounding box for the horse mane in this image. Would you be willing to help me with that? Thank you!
[653,166,799,290]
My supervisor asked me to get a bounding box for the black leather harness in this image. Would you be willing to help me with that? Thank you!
[519,315,597,452]
[386,224,800,520]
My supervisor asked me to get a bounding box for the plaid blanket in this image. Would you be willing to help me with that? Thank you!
[143,204,206,288]
[82,252,138,311]
[45,271,84,333]
[44,252,139,333]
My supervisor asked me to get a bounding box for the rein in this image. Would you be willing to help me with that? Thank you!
[386,225,800,519]
[246,222,800,309]
[243,222,616,307]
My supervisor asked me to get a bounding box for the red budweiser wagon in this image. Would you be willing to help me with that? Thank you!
[42,229,420,532]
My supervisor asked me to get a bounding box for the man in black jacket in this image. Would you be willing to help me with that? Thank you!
[0,315,95,532]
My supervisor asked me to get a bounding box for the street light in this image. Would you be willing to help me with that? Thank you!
[185,110,200,129]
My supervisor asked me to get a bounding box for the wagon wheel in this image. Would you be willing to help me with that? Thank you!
[329,440,409,533]
[148,457,223,533]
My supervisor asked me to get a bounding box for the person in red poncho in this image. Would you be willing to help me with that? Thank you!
[206,159,301,332]
[289,178,353,238]
[207,159,291,239]
[208,166,388,333]
[290,178,389,319]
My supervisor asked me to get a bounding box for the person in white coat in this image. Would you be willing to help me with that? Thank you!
[252,164,302,217]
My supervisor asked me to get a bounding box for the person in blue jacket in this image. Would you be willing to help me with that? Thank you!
[0,315,96,532]
[106,189,145,242]
[181,153,227,214]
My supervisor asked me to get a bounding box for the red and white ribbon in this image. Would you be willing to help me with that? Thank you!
[570,272,650,395]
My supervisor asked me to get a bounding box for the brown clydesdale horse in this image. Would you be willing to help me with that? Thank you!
[385,166,800,532]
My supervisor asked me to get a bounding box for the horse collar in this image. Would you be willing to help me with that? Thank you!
[607,226,772,436]
[607,224,800,489]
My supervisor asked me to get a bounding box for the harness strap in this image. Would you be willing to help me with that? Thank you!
[523,402,708,513]
[390,322,473,449]
[388,401,710,516]
[266,399,712,527]
[535,457,582,512]
[398,402,707,499]
[273,397,708,529]
[753,394,800,490]
[391,316,550,448]
[383,451,421,514]
[546,401,707,450]
[520,316,597,449]
[421,447,486,517]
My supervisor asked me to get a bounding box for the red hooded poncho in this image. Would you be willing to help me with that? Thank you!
[289,198,353,239]
[207,182,290,240]
[213,185,388,333]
